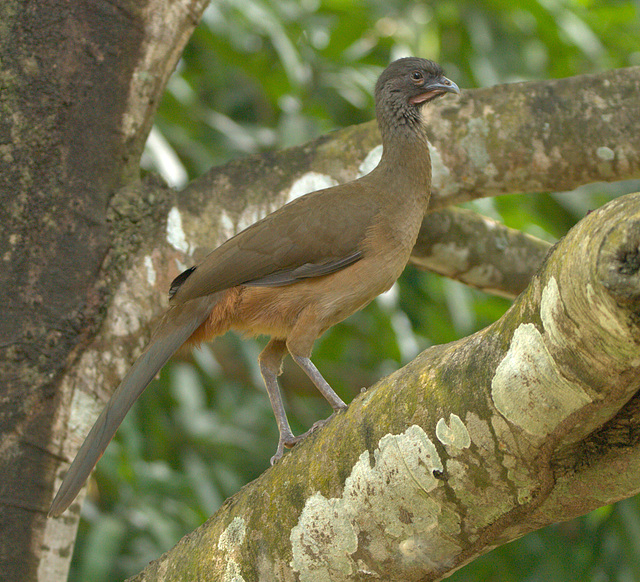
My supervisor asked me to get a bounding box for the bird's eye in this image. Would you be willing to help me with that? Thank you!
[411,71,423,82]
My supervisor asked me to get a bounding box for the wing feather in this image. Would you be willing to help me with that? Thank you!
[171,180,379,303]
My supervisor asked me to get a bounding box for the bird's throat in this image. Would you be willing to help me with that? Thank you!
[377,130,432,196]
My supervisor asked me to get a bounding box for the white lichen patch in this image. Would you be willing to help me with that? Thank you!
[218,210,236,242]
[539,276,563,340]
[291,493,358,580]
[222,561,245,582]
[290,425,461,581]
[428,143,457,197]
[143,255,156,286]
[288,172,338,203]
[166,206,190,254]
[69,367,105,436]
[218,517,247,582]
[491,323,592,438]
[39,492,89,580]
[57,357,108,451]
[435,414,471,453]
[596,146,615,161]
[218,517,247,551]
[109,282,146,337]
[357,145,383,177]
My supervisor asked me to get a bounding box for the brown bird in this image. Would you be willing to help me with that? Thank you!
[49,57,459,517]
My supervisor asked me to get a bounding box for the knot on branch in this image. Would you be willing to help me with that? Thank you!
[598,217,640,310]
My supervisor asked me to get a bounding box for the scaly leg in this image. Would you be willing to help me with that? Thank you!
[290,354,346,410]
[258,339,295,464]
[287,353,347,446]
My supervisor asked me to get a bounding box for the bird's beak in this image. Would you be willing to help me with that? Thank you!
[409,76,460,105]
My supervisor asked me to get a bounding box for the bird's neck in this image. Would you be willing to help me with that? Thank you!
[376,122,432,200]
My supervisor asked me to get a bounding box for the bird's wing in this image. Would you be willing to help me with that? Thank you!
[242,251,363,287]
[171,180,380,303]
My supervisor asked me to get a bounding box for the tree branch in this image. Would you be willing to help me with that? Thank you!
[425,67,640,206]
[411,208,552,299]
[128,192,640,581]
[180,66,640,218]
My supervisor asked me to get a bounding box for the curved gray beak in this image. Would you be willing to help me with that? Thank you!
[427,76,460,96]
[409,75,461,105]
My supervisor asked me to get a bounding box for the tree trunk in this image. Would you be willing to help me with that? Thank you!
[1,2,639,580]
[0,1,209,580]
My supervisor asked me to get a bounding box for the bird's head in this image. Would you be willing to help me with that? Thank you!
[375,57,459,135]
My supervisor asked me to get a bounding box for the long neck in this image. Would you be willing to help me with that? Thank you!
[374,117,432,203]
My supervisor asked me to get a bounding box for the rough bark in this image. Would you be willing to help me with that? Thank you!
[413,208,552,299]
[128,192,640,581]
[0,1,209,581]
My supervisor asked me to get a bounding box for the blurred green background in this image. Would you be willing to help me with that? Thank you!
[70,0,640,580]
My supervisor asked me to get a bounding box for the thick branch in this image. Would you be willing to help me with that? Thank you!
[128,193,640,580]
[412,208,552,299]
[424,67,640,206]
[180,67,640,226]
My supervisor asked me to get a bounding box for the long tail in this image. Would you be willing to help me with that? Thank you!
[49,295,217,517]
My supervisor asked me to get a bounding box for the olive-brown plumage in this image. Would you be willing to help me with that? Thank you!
[49,58,459,517]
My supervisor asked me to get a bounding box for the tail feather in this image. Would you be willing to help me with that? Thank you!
[49,296,217,517]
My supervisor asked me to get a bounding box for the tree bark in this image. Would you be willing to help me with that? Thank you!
[0,1,209,581]
[128,192,640,581]
[413,207,552,299]
[1,2,639,579]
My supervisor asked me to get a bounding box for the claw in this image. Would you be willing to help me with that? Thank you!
[270,445,285,465]
[271,427,296,465]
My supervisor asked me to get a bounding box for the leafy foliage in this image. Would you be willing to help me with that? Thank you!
[71,0,640,580]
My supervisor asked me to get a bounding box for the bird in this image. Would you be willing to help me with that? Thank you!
[49,57,459,517]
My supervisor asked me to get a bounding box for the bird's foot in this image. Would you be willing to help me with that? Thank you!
[270,409,346,465]
[270,425,321,465]
[270,428,296,465]
[285,409,344,447]
[284,419,328,448]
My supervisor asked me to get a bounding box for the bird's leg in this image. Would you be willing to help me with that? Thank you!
[290,354,346,410]
[287,353,347,446]
[258,338,295,465]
